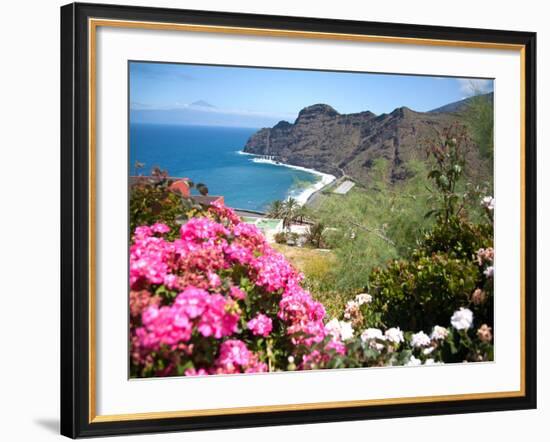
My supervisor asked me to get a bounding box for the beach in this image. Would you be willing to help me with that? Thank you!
[238,151,336,205]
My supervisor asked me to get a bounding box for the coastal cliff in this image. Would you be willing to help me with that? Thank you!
[243,103,469,184]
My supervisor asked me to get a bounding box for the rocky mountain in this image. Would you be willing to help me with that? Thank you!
[243,103,469,184]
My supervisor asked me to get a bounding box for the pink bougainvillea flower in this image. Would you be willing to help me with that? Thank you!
[208,199,242,226]
[184,368,209,377]
[136,304,193,349]
[180,217,229,244]
[174,286,209,318]
[135,286,240,350]
[247,313,273,337]
[252,250,300,292]
[229,285,246,300]
[207,271,222,288]
[130,201,350,377]
[224,243,255,265]
[213,339,268,374]
[151,222,171,234]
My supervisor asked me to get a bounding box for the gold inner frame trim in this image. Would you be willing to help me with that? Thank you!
[88,17,527,423]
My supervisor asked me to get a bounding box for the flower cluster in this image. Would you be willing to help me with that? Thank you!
[130,203,343,377]
[450,307,474,330]
[136,286,240,350]
[340,302,493,368]
[476,247,494,266]
[360,327,404,351]
[247,313,273,337]
[410,331,431,348]
[476,247,494,280]
[343,293,373,326]
[481,196,495,211]
[477,324,493,342]
[325,319,354,342]
[213,340,268,374]
[430,325,449,341]
[360,328,385,350]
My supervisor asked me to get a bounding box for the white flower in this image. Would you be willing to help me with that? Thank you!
[406,355,422,366]
[481,196,495,210]
[355,293,372,305]
[343,300,359,319]
[339,321,355,341]
[287,356,295,364]
[360,328,386,350]
[431,325,449,341]
[346,300,359,309]
[424,358,443,365]
[410,331,431,348]
[384,327,404,344]
[450,307,474,330]
[361,328,384,342]
[423,346,435,355]
[484,266,494,278]
[326,319,354,341]
[325,318,341,337]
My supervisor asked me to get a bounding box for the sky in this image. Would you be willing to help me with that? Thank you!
[130,61,493,128]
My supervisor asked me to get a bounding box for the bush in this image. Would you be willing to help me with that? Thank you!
[316,304,493,369]
[129,167,210,240]
[421,216,492,260]
[368,252,479,331]
[273,231,299,245]
[273,232,287,244]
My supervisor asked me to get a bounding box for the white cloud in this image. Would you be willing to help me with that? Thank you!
[457,78,494,96]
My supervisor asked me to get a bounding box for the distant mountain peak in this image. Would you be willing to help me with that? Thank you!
[296,104,339,122]
[190,100,216,108]
[390,106,416,118]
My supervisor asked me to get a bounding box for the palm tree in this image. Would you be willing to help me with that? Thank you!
[282,197,299,231]
[306,222,325,248]
[293,205,309,224]
[267,200,284,219]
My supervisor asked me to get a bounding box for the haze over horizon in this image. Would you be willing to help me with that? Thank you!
[130,61,493,128]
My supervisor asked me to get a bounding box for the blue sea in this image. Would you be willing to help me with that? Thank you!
[129,124,321,212]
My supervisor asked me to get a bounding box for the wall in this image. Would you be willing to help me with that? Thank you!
[0,0,546,440]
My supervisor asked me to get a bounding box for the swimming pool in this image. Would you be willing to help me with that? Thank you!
[242,217,283,235]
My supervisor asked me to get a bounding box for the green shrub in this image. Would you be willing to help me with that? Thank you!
[129,167,208,240]
[420,216,492,260]
[368,252,479,331]
[274,232,287,244]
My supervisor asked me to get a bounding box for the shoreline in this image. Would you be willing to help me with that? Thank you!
[237,151,336,205]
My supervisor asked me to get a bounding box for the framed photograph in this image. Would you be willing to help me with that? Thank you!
[60,2,537,438]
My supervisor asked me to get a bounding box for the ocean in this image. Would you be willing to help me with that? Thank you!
[129,124,334,212]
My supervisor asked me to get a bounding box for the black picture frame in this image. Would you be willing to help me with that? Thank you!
[61,2,537,438]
